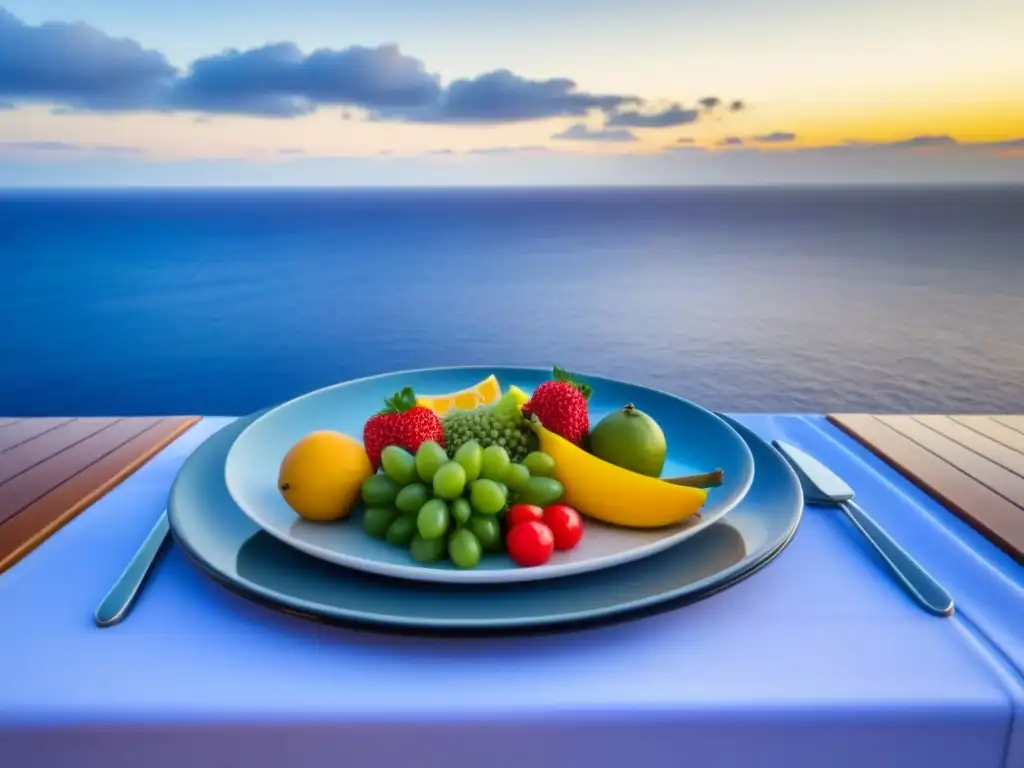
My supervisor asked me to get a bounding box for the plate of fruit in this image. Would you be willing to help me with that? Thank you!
[224,366,755,584]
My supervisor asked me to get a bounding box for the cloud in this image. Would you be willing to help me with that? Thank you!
[415,145,554,158]
[753,131,797,143]
[0,7,177,110]
[825,135,1024,156]
[875,134,957,149]
[718,136,744,147]
[468,145,551,155]
[606,104,699,128]
[408,69,639,124]
[974,138,1024,150]
[821,135,987,151]
[406,145,555,157]
[0,140,143,154]
[743,135,1024,156]
[552,123,638,142]
[677,136,696,144]
[3,8,749,128]
[698,96,746,112]
[168,42,441,117]
[0,10,642,123]
[2,140,82,151]
[278,147,305,155]
[663,144,708,154]
[856,136,1020,153]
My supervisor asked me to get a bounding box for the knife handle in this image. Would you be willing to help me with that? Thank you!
[841,500,954,617]
[94,512,171,627]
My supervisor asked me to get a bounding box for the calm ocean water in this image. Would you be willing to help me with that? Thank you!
[1,187,1021,416]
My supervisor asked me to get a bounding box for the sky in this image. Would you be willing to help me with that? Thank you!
[0,0,1022,186]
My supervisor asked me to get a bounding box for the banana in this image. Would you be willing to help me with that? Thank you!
[529,419,708,528]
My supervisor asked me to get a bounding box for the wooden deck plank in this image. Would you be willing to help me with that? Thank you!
[912,416,1024,478]
[950,416,1024,455]
[828,413,1024,563]
[876,415,1024,504]
[0,418,163,527]
[0,418,123,486]
[0,416,200,574]
[993,415,1024,435]
[0,418,73,453]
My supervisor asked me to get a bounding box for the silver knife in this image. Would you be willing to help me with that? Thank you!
[773,440,954,617]
[94,511,171,627]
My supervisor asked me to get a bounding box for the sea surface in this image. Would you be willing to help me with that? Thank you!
[1,186,1022,416]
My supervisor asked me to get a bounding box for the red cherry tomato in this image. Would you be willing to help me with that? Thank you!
[506,503,544,528]
[506,521,555,567]
[542,504,584,551]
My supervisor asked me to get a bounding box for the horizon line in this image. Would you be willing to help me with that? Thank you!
[2,182,1023,193]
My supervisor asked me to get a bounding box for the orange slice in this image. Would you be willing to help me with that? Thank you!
[416,375,502,416]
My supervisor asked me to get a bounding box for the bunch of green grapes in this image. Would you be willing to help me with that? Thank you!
[359,440,564,569]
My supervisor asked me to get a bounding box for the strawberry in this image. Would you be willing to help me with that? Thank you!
[363,387,444,468]
[522,366,592,446]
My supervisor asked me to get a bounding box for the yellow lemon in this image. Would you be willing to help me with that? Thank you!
[506,385,530,411]
[415,374,502,416]
[278,430,372,522]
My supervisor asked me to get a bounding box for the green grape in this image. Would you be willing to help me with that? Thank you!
[468,515,502,552]
[496,482,509,501]
[433,461,467,500]
[480,445,511,481]
[417,498,450,540]
[361,474,401,507]
[503,463,530,493]
[410,533,447,563]
[523,451,556,478]
[395,482,431,515]
[518,476,564,507]
[448,528,483,569]
[415,440,449,482]
[469,479,505,515]
[362,506,397,538]
[380,446,417,485]
[453,440,483,482]
[451,497,472,526]
[385,515,417,546]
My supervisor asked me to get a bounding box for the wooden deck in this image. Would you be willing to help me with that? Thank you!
[828,415,1024,564]
[0,416,200,574]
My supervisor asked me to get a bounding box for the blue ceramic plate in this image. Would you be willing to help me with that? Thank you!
[171,411,800,633]
[224,368,755,584]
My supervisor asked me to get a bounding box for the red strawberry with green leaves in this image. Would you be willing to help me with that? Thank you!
[522,366,592,446]
[363,387,445,468]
